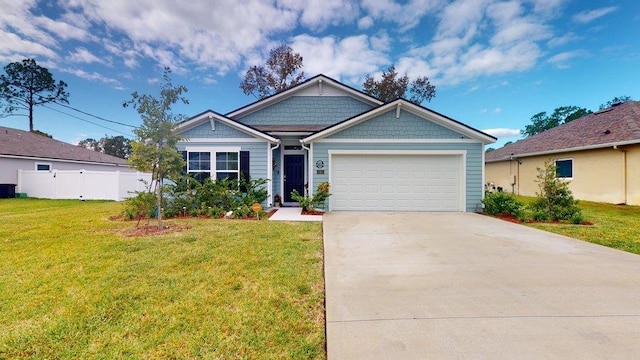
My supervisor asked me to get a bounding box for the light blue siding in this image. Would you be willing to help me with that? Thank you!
[311,141,484,212]
[179,120,253,139]
[327,109,463,139]
[235,96,374,126]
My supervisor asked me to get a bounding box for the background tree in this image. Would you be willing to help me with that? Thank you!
[78,135,132,159]
[0,58,69,131]
[123,68,188,229]
[521,106,591,137]
[362,66,436,104]
[78,138,101,152]
[240,44,305,99]
[599,95,633,110]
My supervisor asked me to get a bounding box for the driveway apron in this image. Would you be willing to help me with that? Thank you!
[323,212,640,359]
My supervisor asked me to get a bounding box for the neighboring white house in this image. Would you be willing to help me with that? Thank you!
[0,126,147,200]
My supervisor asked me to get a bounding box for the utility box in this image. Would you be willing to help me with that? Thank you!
[0,184,17,198]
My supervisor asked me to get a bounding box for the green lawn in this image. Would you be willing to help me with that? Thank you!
[517,197,640,254]
[0,199,325,359]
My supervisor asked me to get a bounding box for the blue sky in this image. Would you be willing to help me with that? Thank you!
[1,0,638,148]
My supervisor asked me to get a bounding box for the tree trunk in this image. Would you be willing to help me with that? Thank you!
[29,103,34,132]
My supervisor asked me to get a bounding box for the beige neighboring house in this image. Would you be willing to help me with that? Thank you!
[485,101,640,206]
[0,125,134,184]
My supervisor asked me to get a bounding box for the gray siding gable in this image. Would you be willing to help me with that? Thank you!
[327,109,464,139]
[235,96,374,126]
[179,120,253,139]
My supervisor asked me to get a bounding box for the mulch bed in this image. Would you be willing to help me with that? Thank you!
[301,209,324,216]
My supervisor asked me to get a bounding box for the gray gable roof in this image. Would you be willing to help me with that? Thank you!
[0,126,128,165]
[486,101,640,162]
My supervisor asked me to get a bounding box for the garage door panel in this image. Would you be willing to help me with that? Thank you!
[331,154,462,211]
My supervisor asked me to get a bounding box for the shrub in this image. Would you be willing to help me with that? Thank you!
[162,174,270,218]
[533,161,582,221]
[482,191,525,220]
[291,182,332,211]
[123,191,157,220]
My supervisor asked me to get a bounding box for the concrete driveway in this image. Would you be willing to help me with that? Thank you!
[323,212,640,359]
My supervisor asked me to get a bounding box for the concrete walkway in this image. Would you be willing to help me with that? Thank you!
[268,207,323,222]
[323,212,640,359]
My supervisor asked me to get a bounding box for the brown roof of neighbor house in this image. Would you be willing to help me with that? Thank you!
[0,126,128,165]
[486,101,640,162]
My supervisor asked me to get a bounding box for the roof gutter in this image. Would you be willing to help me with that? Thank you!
[486,139,640,163]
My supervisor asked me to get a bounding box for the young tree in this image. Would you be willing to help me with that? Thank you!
[240,44,305,99]
[123,68,188,229]
[362,66,436,104]
[0,58,69,131]
[533,161,581,222]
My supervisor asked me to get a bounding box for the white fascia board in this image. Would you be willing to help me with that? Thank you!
[317,138,482,144]
[399,101,496,144]
[0,154,129,167]
[485,139,640,163]
[176,111,278,143]
[328,149,467,156]
[227,75,383,119]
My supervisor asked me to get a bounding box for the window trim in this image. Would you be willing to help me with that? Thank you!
[214,151,240,180]
[35,162,52,171]
[555,158,573,179]
[182,147,242,182]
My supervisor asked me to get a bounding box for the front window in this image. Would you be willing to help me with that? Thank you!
[555,159,573,178]
[181,150,241,183]
[215,152,239,180]
[188,152,211,182]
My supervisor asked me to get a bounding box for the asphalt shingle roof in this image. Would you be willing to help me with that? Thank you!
[486,101,640,162]
[0,126,128,165]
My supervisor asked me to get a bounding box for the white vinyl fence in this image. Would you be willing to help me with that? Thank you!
[18,169,152,201]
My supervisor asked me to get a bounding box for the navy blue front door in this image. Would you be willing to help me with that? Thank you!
[284,155,304,202]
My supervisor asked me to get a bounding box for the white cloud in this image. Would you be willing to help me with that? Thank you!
[548,50,588,68]
[60,67,123,88]
[572,7,617,24]
[358,16,374,30]
[291,34,389,82]
[278,0,359,30]
[361,0,443,31]
[494,107,502,113]
[67,47,108,65]
[482,128,521,137]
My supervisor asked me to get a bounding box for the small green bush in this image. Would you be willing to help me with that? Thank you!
[123,191,157,220]
[291,182,332,211]
[533,161,582,221]
[482,191,525,220]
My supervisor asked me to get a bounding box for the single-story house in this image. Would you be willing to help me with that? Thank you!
[175,75,496,212]
[0,126,135,184]
[0,126,144,200]
[485,101,640,205]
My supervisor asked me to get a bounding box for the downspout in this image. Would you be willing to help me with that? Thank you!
[269,140,281,206]
[299,139,312,196]
[614,145,627,204]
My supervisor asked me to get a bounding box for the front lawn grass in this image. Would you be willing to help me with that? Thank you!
[517,196,640,254]
[0,199,325,359]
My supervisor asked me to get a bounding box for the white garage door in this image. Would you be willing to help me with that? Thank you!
[330,154,463,211]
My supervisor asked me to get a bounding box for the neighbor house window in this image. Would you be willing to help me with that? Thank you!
[187,152,211,183]
[555,159,573,178]
[215,152,239,180]
[35,163,51,171]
